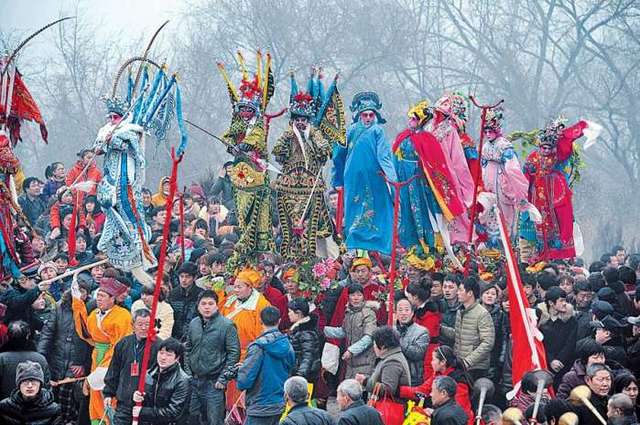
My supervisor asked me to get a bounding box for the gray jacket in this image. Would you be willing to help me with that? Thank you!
[366,346,411,397]
[441,301,495,371]
[396,322,429,386]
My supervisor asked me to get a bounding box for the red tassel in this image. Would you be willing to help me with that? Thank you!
[67,192,80,267]
[335,187,344,237]
[179,191,185,264]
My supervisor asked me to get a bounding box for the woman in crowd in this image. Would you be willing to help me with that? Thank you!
[287,298,322,382]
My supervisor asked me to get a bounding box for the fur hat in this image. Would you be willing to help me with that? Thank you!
[15,360,44,385]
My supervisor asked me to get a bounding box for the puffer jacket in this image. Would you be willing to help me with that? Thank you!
[184,312,240,385]
[342,304,377,378]
[396,321,429,386]
[289,315,322,380]
[138,363,191,425]
[441,302,495,371]
[366,346,411,397]
[37,300,91,380]
[0,387,60,425]
[237,328,295,417]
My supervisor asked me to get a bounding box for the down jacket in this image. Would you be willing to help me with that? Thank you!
[441,302,495,371]
[289,315,322,380]
[0,388,60,425]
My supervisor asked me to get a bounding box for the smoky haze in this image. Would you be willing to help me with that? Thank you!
[3,0,639,262]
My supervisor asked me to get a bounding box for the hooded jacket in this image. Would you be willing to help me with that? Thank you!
[237,328,295,417]
[151,176,170,208]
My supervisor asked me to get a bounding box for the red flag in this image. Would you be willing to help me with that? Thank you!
[495,204,548,398]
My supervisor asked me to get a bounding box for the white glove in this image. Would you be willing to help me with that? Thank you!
[71,273,82,299]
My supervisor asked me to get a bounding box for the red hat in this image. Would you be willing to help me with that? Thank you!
[98,278,128,298]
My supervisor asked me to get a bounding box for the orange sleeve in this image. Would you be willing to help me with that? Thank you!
[97,307,133,368]
[72,297,95,346]
[50,202,61,229]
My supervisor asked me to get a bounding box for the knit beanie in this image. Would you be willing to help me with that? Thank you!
[15,361,44,385]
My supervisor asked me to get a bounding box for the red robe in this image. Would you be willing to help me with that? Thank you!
[524,121,586,261]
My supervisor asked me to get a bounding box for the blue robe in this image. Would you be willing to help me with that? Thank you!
[393,135,441,250]
[332,121,397,254]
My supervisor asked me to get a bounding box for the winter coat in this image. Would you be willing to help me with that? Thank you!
[289,315,322,380]
[167,283,203,341]
[337,400,384,425]
[538,303,577,375]
[17,194,47,227]
[432,399,469,425]
[441,302,495,371]
[0,388,60,425]
[103,335,161,408]
[138,363,191,425]
[184,312,240,385]
[438,299,461,346]
[0,284,42,329]
[281,404,336,425]
[236,328,295,417]
[576,392,609,425]
[484,303,506,381]
[340,304,377,378]
[366,346,411,398]
[557,360,587,399]
[0,342,51,400]
[36,300,91,380]
[210,176,234,210]
[396,321,429,386]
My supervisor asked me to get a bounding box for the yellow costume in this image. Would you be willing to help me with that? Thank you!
[72,298,132,424]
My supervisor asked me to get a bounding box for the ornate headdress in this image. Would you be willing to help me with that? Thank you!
[217,50,275,117]
[289,92,316,119]
[350,91,386,124]
[407,100,433,128]
[102,96,128,116]
[538,115,568,147]
[434,92,468,130]
[483,105,504,132]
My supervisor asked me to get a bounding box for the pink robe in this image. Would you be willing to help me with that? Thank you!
[429,118,474,243]
[481,136,529,237]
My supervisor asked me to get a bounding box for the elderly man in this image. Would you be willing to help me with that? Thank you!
[576,363,612,425]
[394,298,429,386]
[607,393,637,425]
[336,378,383,425]
[280,376,335,425]
[431,376,469,425]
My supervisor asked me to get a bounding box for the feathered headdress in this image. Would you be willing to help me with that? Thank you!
[538,115,568,147]
[483,105,504,132]
[289,92,316,118]
[217,50,275,116]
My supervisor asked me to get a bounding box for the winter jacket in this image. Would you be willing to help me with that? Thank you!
[49,200,86,230]
[0,343,51,400]
[337,400,384,425]
[365,346,411,397]
[324,304,377,379]
[138,363,191,425]
[441,301,495,371]
[36,300,91,380]
[17,194,47,227]
[439,298,461,346]
[236,328,295,417]
[65,160,102,196]
[0,387,60,425]
[396,321,429,386]
[557,360,587,399]
[210,176,234,210]
[0,284,41,328]
[576,392,609,425]
[289,315,322,380]
[281,403,336,425]
[167,283,203,341]
[103,335,161,407]
[538,303,577,376]
[432,398,469,425]
[484,303,506,381]
[184,312,240,385]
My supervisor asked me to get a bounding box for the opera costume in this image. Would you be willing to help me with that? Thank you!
[522,117,596,261]
[392,101,465,257]
[332,92,397,254]
[217,52,276,267]
[273,70,344,261]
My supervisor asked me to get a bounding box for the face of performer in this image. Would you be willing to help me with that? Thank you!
[133,315,151,340]
[408,116,420,130]
[157,347,179,370]
[178,272,195,289]
[442,279,458,301]
[348,290,364,309]
[395,298,414,325]
[198,296,218,319]
[96,289,116,311]
[360,110,376,127]
[586,370,612,397]
[284,278,299,295]
[483,127,501,141]
[293,116,309,132]
[19,379,41,400]
[539,143,556,157]
[39,266,57,281]
[233,279,253,300]
[352,265,371,285]
[108,112,122,126]
[239,106,256,122]
[481,287,498,306]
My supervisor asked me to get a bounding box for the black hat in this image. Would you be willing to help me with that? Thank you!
[591,300,614,320]
[596,287,616,304]
[15,361,44,385]
[545,286,567,303]
[592,315,626,334]
[288,298,310,317]
[177,261,198,277]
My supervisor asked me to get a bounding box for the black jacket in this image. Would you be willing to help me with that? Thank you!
[281,404,336,425]
[0,387,60,425]
[289,315,322,380]
[0,341,51,400]
[167,284,203,341]
[0,285,42,331]
[337,400,384,425]
[103,335,161,407]
[138,363,191,425]
[210,176,234,210]
[576,392,609,425]
[37,300,91,380]
[432,399,469,425]
[485,304,506,381]
[184,312,240,384]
